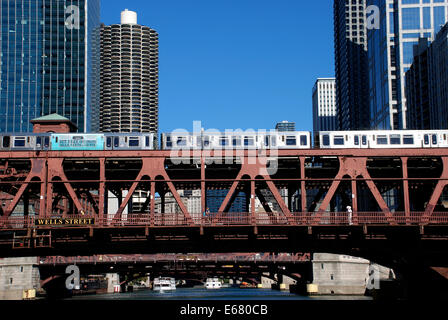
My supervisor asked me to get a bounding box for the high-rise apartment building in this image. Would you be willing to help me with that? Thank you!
[0,0,101,133]
[312,78,338,133]
[334,0,370,130]
[367,0,448,130]
[100,9,159,133]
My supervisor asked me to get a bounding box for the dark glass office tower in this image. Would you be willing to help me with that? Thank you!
[333,0,370,131]
[0,0,43,132]
[0,0,100,133]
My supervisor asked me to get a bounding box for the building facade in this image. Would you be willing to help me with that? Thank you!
[405,38,430,130]
[206,190,247,213]
[367,0,448,130]
[0,0,101,133]
[428,22,448,129]
[312,78,338,133]
[334,0,370,130]
[275,121,296,132]
[99,10,159,133]
[406,22,448,130]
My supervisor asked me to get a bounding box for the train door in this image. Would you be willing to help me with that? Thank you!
[1,136,10,150]
[264,135,277,149]
[361,135,369,148]
[36,136,50,150]
[353,135,368,149]
[423,133,438,148]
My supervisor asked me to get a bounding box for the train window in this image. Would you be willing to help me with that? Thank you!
[176,137,186,147]
[322,135,330,146]
[37,137,42,147]
[444,134,447,141]
[166,136,172,148]
[390,134,401,145]
[203,137,210,147]
[220,137,229,146]
[3,136,10,148]
[377,135,388,145]
[271,136,277,147]
[44,137,49,148]
[362,136,367,145]
[114,137,119,148]
[432,134,438,145]
[354,136,359,146]
[424,134,429,145]
[146,136,150,147]
[232,137,241,146]
[300,135,308,146]
[129,138,140,147]
[264,136,269,147]
[403,135,414,145]
[244,137,255,146]
[106,137,112,148]
[286,136,297,146]
[333,136,344,145]
[14,138,26,147]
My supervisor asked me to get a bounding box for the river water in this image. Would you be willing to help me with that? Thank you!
[67,287,372,301]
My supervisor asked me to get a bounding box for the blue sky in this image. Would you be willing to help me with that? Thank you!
[101,0,335,133]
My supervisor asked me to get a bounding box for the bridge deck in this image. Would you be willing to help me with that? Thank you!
[1,148,448,255]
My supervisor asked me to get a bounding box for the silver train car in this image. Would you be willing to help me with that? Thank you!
[0,133,157,151]
[2,130,448,151]
[104,133,156,150]
[318,130,448,149]
[0,134,52,151]
[160,132,311,150]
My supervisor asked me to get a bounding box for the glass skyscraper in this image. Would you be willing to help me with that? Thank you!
[0,0,100,133]
[334,0,370,131]
[367,0,448,130]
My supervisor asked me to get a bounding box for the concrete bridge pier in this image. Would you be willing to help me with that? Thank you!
[310,253,371,295]
[0,257,40,300]
[261,272,297,290]
[106,273,121,293]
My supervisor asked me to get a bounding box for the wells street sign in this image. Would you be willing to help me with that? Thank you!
[35,218,95,226]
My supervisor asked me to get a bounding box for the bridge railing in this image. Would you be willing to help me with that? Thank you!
[2,212,448,229]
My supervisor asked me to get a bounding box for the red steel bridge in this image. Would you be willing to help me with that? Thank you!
[0,147,447,260]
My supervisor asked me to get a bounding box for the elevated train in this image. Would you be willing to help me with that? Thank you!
[0,130,447,151]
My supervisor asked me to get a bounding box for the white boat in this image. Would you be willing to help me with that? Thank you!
[153,277,176,292]
[205,278,222,290]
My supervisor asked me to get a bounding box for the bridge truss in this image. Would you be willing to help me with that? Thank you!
[1,148,448,255]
